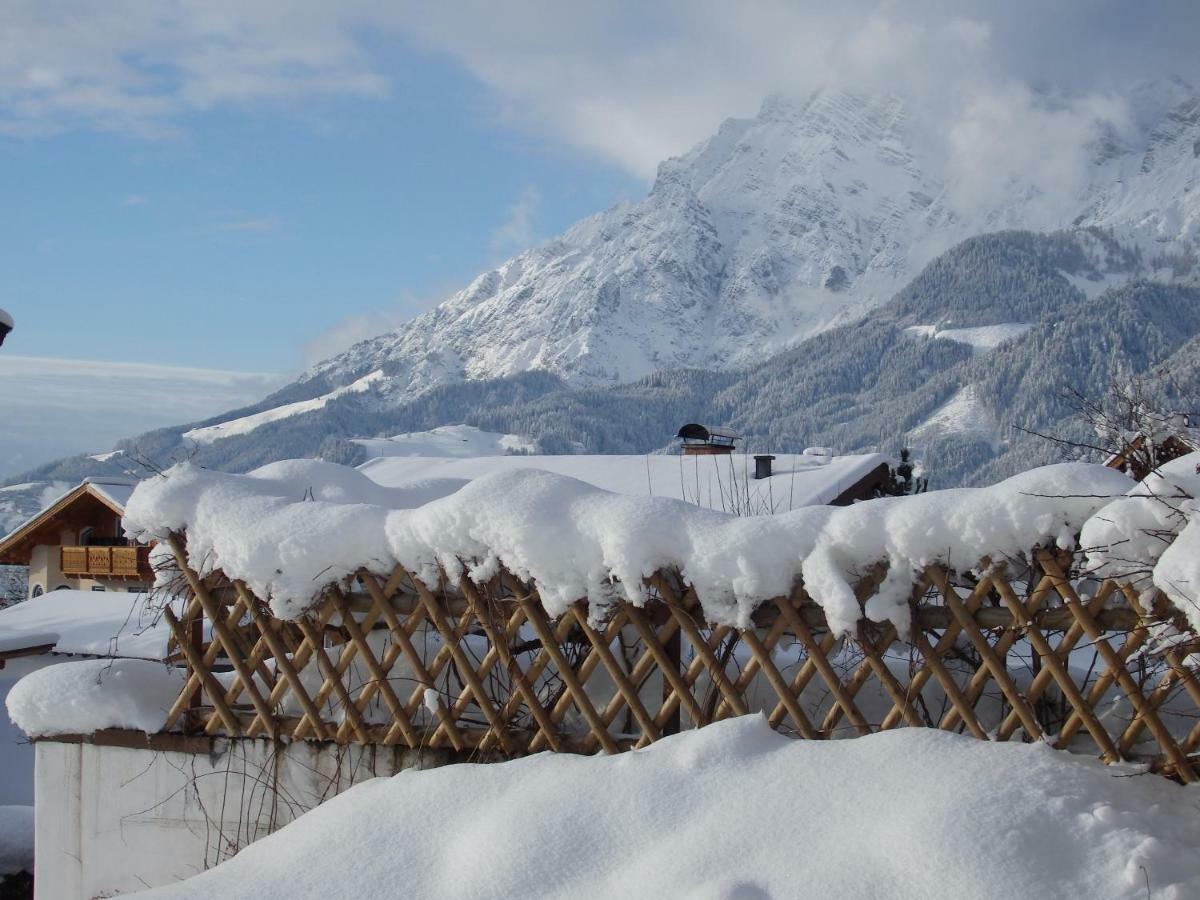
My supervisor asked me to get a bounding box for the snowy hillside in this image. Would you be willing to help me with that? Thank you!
[290,83,1200,405]
[0,483,69,537]
[182,371,384,445]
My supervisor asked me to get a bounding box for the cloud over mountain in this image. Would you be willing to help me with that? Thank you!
[6,2,1198,192]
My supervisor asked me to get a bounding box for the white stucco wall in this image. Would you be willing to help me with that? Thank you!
[34,736,457,899]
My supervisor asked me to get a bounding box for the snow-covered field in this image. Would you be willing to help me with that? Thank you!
[7,658,183,739]
[0,590,182,809]
[909,386,1002,447]
[137,715,1200,900]
[10,451,1200,897]
[905,322,1034,351]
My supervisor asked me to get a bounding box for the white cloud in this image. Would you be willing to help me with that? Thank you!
[391,1,1198,177]
[946,85,1132,225]
[210,215,281,233]
[489,186,541,261]
[300,287,450,367]
[0,0,387,137]
[301,309,411,368]
[4,1,1196,173]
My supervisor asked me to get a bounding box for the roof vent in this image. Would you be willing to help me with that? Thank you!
[753,455,776,480]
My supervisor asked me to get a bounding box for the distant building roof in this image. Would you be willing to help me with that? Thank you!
[0,589,183,661]
[1104,433,1198,482]
[358,452,891,511]
[81,477,138,512]
[677,424,738,444]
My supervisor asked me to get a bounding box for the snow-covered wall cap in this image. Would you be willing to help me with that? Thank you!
[7,659,184,738]
[123,459,1134,635]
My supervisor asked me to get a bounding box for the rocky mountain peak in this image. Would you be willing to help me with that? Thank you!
[292,82,1198,410]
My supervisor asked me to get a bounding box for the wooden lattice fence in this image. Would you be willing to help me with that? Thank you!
[159,535,1200,782]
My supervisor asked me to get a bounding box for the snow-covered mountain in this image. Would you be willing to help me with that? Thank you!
[9,84,1200,495]
[297,83,1199,404]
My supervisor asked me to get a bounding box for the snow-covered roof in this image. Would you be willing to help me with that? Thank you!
[123,458,1134,634]
[358,452,889,511]
[81,476,138,512]
[0,590,179,660]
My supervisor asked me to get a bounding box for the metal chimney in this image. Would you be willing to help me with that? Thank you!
[753,454,776,480]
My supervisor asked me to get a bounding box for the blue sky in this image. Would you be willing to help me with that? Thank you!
[2,40,640,374]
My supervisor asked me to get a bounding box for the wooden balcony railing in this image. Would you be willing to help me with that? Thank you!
[60,545,148,578]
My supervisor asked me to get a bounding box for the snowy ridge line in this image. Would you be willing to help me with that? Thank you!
[123,458,1135,636]
[182,369,384,445]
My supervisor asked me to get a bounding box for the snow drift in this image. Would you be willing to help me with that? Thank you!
[136,715,1200,900]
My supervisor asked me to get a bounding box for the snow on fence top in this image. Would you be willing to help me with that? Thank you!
[1081,451,1200,633]
[122,457,1147,636]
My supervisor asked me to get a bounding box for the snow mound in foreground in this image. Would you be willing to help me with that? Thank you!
[6,659,183,738]
[138,715,1200,900]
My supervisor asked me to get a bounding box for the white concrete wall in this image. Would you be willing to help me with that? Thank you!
[34,736,455,899]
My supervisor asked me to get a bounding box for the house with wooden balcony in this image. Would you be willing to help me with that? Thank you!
[0,477,151,598]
